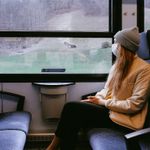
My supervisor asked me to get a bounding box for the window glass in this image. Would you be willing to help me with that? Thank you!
[0,0,113,77]
[0,0,109,32]
[144,0,150,30]
[0,38,112,73]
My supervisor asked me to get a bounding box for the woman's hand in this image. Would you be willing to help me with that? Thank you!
[81,96,106,106]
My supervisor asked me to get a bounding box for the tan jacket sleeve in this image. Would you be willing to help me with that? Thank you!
[105,67,150,114]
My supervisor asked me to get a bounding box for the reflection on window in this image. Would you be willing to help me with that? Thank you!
[0,0,109,31]
[145,0,150,30]
[0,38,112,73]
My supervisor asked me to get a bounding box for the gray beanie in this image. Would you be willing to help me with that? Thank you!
[114,27,140,52]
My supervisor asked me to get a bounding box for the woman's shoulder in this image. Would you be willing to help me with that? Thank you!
[129,56,150,76]
[134,55,150,67]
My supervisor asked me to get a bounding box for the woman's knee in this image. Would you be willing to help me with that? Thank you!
[63,101,81,112]
[60,101,81,120]
[63,101,88,116]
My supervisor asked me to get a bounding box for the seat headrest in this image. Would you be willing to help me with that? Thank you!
[137,31,150,61]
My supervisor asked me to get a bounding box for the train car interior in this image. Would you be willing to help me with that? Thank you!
[0,0,150,150]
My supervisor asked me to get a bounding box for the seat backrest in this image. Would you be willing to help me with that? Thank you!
[137,30,150,128]
[137,31,150,63]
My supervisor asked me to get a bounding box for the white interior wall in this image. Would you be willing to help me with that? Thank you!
[0,82,105,133]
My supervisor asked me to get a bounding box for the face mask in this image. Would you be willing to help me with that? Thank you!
[112,43,118,56]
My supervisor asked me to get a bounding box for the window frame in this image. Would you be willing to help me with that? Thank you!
[0,0,122,82]
[137,0,144,32]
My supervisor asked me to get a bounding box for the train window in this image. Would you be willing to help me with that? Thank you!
[0,37,112,74]
[0,0,109,32]
[144,0,150,30]
[0,0,121,81]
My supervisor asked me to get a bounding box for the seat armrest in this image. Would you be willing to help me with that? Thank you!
[81,92,97,100]
[125,128,150,139]
[0,91,25,111]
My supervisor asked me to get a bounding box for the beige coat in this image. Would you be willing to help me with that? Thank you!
[96,56,150,130]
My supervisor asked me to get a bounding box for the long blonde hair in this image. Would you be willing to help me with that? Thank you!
[108,45,136,96]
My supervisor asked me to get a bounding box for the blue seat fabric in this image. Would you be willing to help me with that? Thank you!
[0,130,26,150]
[0,111,31,134]
[88,128,128,150]
[0,111,31,150]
